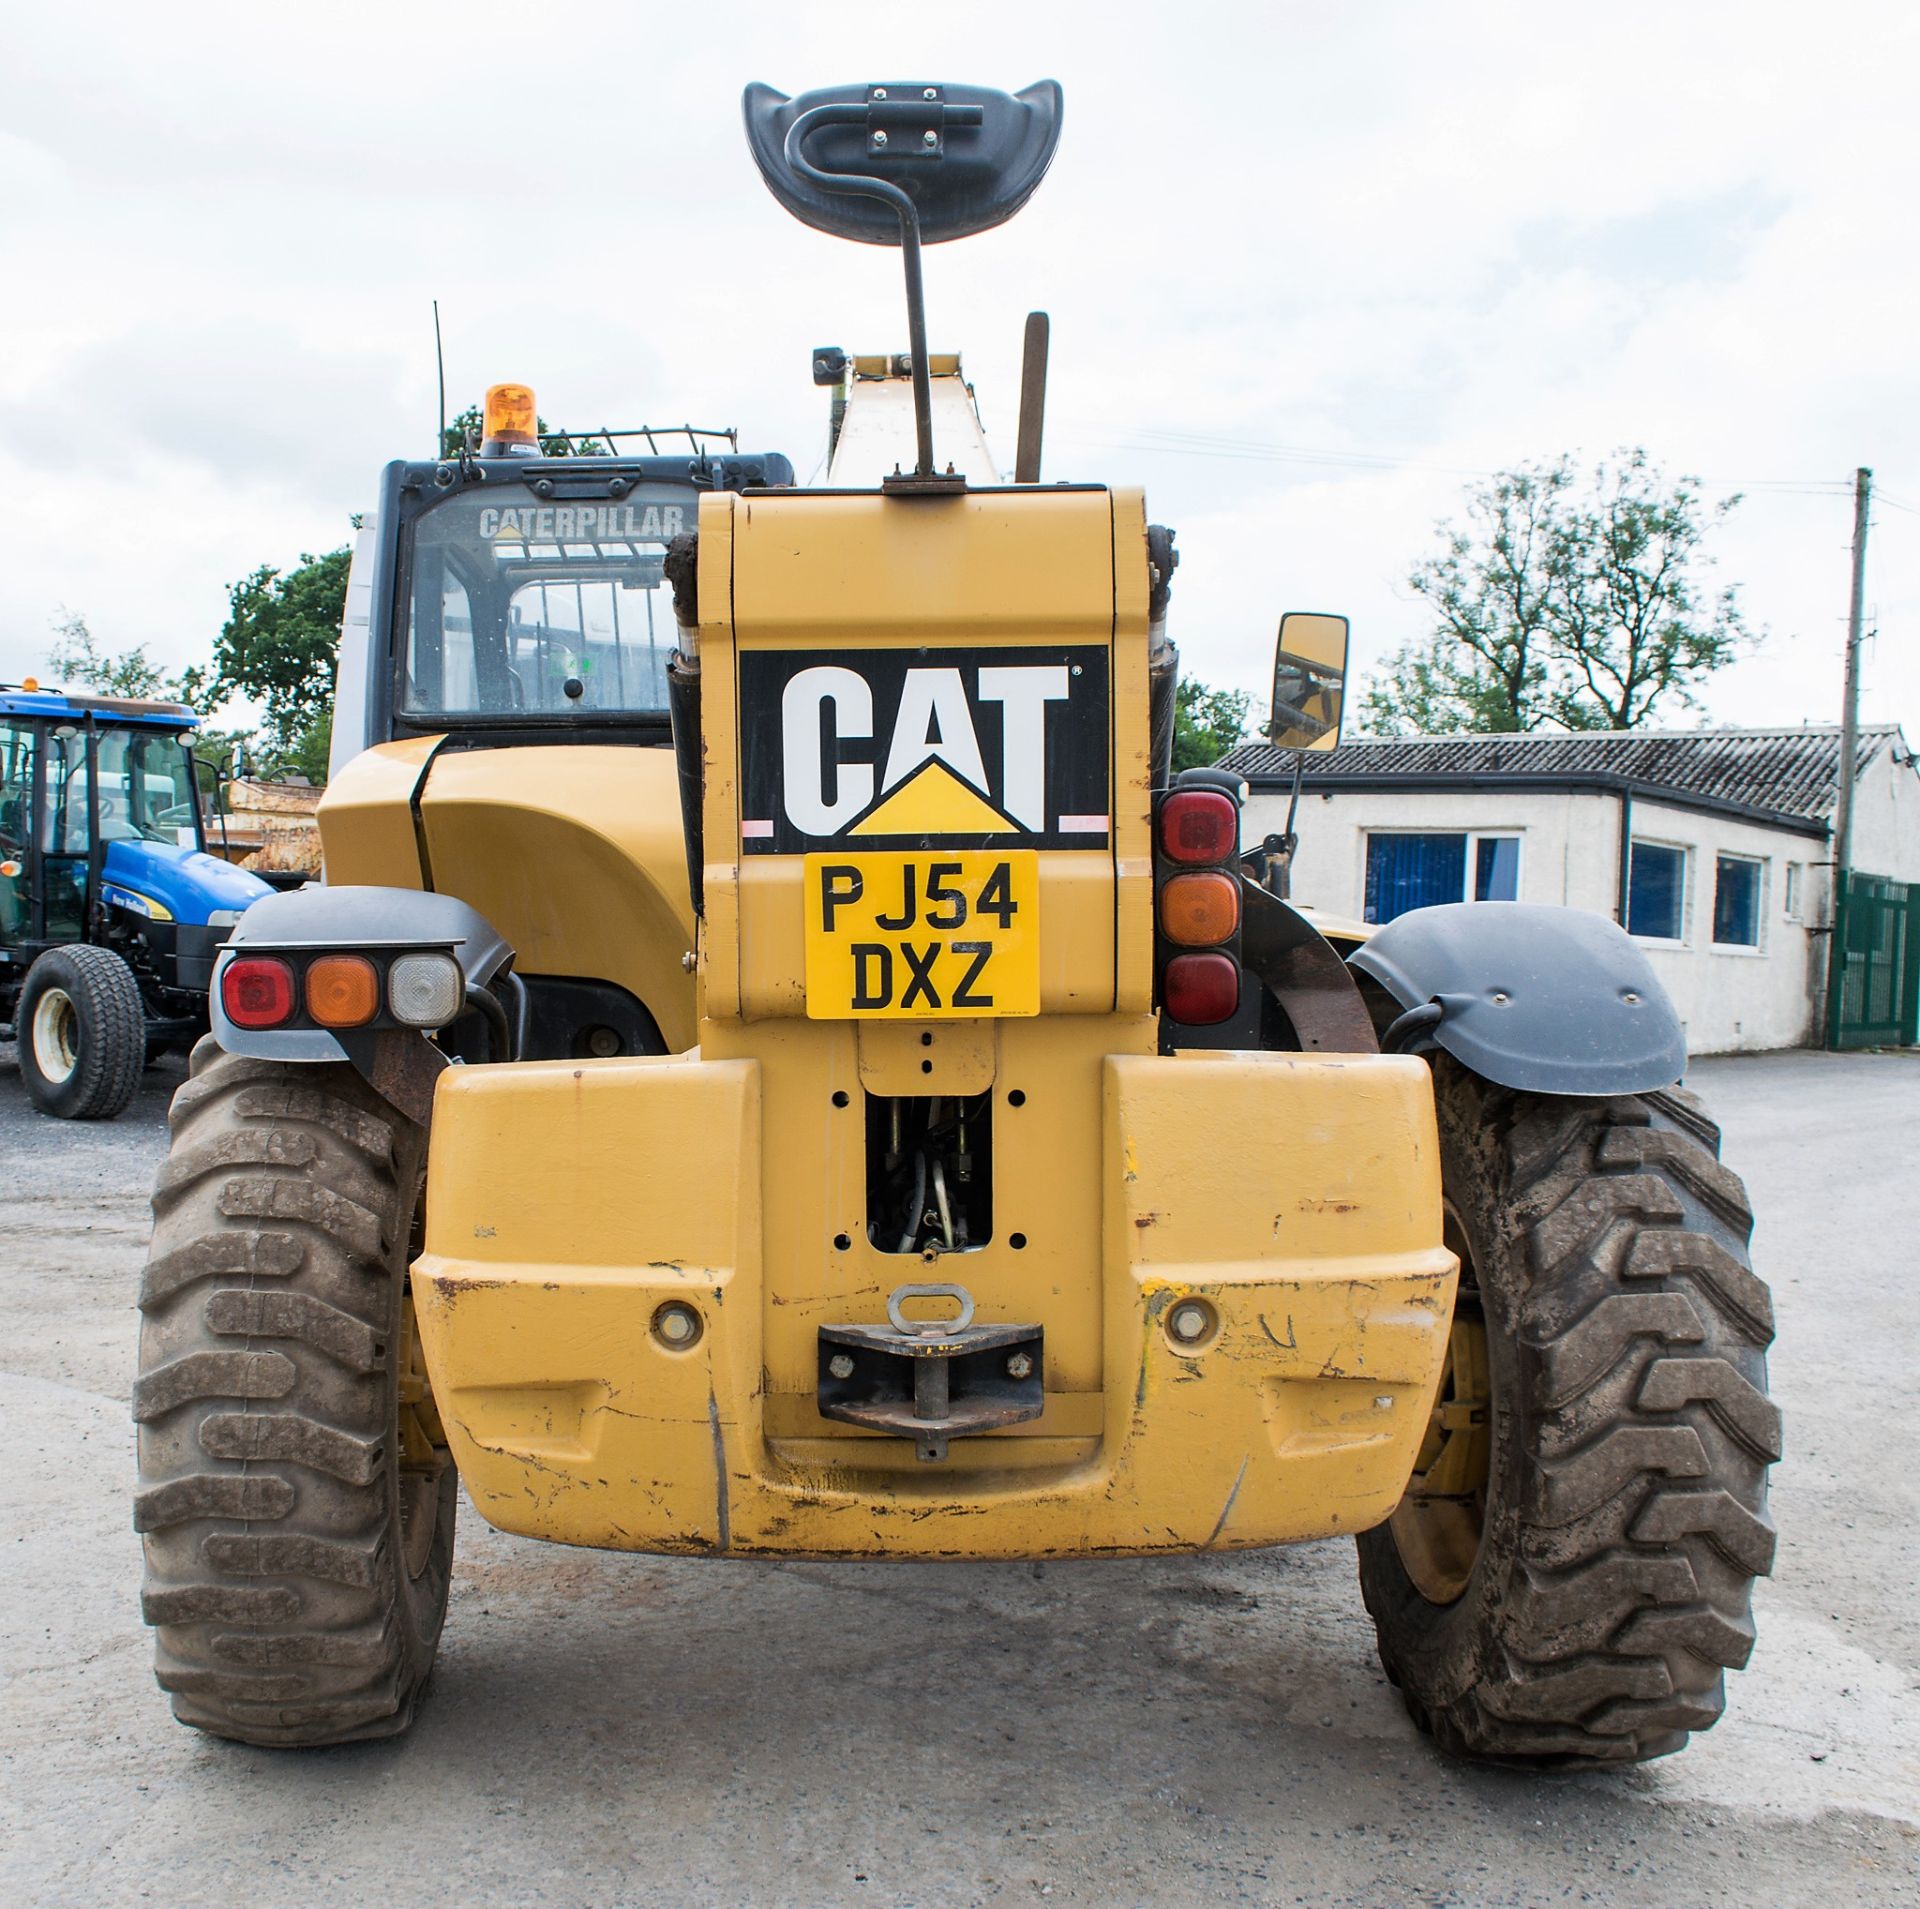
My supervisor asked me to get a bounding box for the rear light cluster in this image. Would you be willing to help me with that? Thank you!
[221,949,465,1033]
[1153,782,1245,1026]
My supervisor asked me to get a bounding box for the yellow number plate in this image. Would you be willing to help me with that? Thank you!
[803,851,1040,1020]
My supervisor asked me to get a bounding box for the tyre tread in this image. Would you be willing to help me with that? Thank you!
[1358,1069,1777,1766]
[136,1049,453,1748]
[19,944,146,1119]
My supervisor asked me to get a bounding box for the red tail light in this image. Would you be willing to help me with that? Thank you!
[1162,952,1240,1024]
[1158,789,1238,865]
[221,956,296,1030]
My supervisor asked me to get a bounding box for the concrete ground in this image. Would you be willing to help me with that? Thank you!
[1,1043,1915,1908]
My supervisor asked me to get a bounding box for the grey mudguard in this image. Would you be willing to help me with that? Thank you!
[209,885,514,1062]
[1350,902,1687,1098]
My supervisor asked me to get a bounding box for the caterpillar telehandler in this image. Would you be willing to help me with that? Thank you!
[136,79,1777,1764]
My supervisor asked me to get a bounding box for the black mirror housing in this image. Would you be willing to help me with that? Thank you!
[742,80,1064,247]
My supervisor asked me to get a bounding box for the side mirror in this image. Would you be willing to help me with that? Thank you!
[1270,612,1349,752]
[741,80,1063,487]
[742,81,1064,247]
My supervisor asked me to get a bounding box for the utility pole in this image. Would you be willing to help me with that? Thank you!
[1826,466,1871,1044]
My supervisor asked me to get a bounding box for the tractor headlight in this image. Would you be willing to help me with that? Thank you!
[388,951,464,1028]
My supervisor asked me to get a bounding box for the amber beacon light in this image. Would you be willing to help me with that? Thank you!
[481,382,539,453]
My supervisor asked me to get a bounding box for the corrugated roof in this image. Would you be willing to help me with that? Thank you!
[1217,724,1911,826]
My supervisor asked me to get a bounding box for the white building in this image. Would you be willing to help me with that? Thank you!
[1219,726,1920,1054]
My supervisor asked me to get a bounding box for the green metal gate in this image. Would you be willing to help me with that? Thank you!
[1828,873,1920,1049]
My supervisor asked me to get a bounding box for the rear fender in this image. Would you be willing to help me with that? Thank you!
[1348,902,1686,1097]
[209,885,515,1121]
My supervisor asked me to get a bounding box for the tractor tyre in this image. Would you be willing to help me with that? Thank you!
[136,1039,457,1746]
[1356,1058,1779,1764]
[18,944,145,1119]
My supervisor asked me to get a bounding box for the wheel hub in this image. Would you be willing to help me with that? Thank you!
[1388,1215,1491,1605]
[31,986,79,1084]
[395,1269,450,1581]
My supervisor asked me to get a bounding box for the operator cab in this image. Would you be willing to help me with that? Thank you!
[330,391,795,775]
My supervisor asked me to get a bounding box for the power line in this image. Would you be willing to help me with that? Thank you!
[1040,421,1876,496]
[1045,423,1490,478]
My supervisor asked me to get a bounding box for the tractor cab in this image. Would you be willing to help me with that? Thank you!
[1,684,271,1116]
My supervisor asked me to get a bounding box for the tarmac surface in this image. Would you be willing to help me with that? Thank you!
[1,1041,1915,1907]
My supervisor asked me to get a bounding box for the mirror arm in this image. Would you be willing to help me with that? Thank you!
[783,100,982,483]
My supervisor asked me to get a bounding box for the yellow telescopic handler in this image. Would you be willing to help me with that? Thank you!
[136,79,1777,1764]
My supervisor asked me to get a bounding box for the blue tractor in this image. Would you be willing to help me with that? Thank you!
[1,684,274,1117]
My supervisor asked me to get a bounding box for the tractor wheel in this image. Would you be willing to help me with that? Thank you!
[18,944,145,1119]
[1356,1058,1779,1764]
[136,1039,457,1746]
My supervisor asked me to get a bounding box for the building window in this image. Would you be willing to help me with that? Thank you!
[1713,853,1765,948]
[1784,862,1804,922]
[1475,835,1520,902]
[1627,841,1688,942]
[1364,832,1522,924]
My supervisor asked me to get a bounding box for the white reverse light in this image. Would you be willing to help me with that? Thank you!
[388,952,464,1028]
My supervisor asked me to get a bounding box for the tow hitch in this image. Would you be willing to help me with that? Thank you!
[818,1282,1043,1462]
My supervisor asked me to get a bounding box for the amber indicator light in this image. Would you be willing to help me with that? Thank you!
[305,954,381,1028]
[1158,870,1240,946]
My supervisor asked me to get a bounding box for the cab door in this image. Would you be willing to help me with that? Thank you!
[0,718,32,944]
[40,724,93,940]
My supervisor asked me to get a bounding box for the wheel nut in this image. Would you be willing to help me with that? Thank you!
[652,1301,702,1349]
[1167,1299,1216,1347]
[1006,1352,1034,1380]
[828,1353,855,1380]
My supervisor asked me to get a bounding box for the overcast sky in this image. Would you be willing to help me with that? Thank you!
[3,1,1916,739]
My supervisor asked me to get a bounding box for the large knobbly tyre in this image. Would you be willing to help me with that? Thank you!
[19,944,145,1119]
[1357,1059,1779,1764]
[136,1040,457,1746]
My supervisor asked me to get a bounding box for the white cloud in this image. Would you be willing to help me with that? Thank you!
[0,0,1914,738]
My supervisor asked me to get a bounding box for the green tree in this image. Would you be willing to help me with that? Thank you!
[47,611,256,780]
[214,547,351,755]
[1363,459,1573,735]
[1541,449,1749,730]
[267,705,332,783]
[1364,450,1748,736]
[47,610,219,712]
[1173,678,1252,771]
